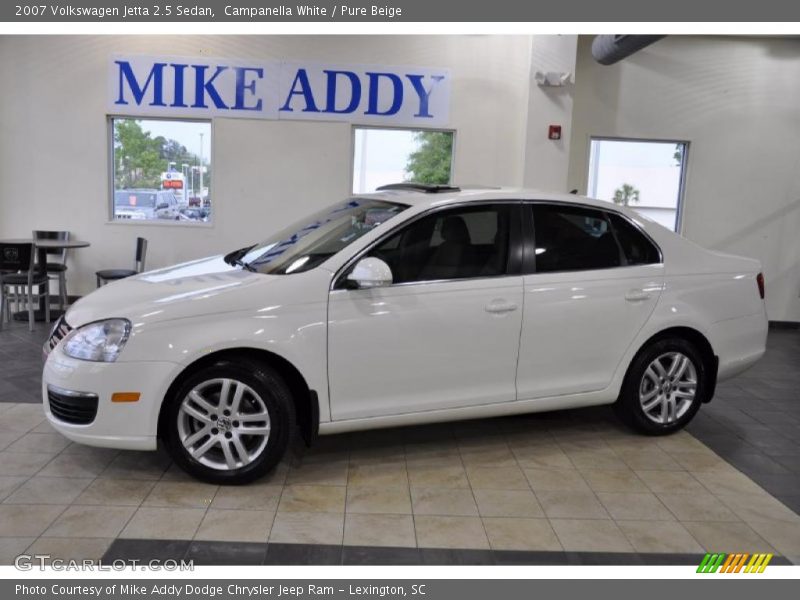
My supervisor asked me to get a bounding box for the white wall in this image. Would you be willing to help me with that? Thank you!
[568,35,800,322]
[0,35,533,295]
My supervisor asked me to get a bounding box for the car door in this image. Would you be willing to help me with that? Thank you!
[328,202,525,421]
[516,203,665,400]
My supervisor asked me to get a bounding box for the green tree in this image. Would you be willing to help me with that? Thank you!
[673,143,683,166]
[114,120,164,189]
[613,183,640,206]
[405,131,453,184]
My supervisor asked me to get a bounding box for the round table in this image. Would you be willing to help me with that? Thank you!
[0,238,91,322]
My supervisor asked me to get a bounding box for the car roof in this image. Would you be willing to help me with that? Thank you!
[355,186,621,212]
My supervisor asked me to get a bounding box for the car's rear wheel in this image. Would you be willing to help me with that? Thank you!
[163,357,294,484]
[615,337,708,435]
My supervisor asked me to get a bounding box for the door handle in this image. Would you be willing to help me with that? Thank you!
[625,289,651,302]
[485,300,518,314]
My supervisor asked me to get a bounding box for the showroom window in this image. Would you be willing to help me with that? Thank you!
[531,204,622,273]
[587,137,688,232]
[352,127,454,193]
[110,117,212,224]
[368,204,511,284]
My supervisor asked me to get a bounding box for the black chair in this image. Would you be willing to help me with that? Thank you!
[33,230,69,311]
[0,242,50,332]
[96,237,148,287]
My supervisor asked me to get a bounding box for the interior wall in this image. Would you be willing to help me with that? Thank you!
[568,35,800,322]
[0,35,533,295]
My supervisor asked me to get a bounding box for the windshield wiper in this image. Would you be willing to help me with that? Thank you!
[223,245,257,272]
[233,258,256,272]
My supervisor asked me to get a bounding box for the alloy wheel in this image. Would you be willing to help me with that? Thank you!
[639,351,698,425]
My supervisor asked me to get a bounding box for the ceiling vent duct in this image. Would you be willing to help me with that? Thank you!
[591,35,666,65]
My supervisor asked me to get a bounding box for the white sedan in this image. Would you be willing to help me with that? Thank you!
[42,185,768,483]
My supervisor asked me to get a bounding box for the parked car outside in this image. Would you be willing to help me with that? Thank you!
[114,189,182,221]
[43,186,768,483]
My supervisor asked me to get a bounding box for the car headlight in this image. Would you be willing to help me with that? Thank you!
[62,319,131,362]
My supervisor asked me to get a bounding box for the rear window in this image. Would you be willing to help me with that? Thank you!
[608,213,661,265]
[115,191,157,208]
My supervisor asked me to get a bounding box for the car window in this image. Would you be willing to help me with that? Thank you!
[531,204,623,273]
[368,204,512,284]
[608,213,661,265]
[115,191,157,208]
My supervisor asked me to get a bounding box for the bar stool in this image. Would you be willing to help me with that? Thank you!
[33,230,70,311]
[0,242,50,332]
[96,237,148,287]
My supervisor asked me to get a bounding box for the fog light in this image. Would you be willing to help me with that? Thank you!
[111,392,140,403]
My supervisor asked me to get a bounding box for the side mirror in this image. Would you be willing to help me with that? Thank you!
[347,257,393,289]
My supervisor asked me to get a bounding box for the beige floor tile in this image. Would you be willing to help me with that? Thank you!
[657,492,740,522]
[74,479,156,506]
[511,446,573,469]
[407,464,469,488]
[0,412,45,433]
[536,490,610,519]
[346,487,411,514]
[3,477,93,505]
[348,447,405,466]
[25,537,113,562]
[0,537,36,565]
[119,507,205,540]
[411,487,478,516]
[717,493,800,524]
[466,466,529,490]
[551,519,635,552]
[567,450,629,471]
[614,448,683,471]
[143,481,218,508]
[0,432,23,452]
[4,433,71,455]
[43,505,136,538]
[0,476,27,501]
[194,509,274,542]
[211,484,282,511]
[682,521,776,553]
[483,517,561,551]
[558,438,613,454]
[269,511,344,545]
[278,485,346,513]
[99,451,171,480]
[523,468,589,492]
[348,463,408,488]
[286,461,348,486]
[460,446,517,468]
[38,452,116,478]
[343,514,416,547]
[473,489,544,518]
[617,520,704,554]
[0,452,52,476]
[693,470,769,496]
[415,516,489,549]
[596,492,675,521]
[0,504,66,537]
[582,469,648,493]
[655,433,708,454]
[747,520,800,558]
[670,451,727,472]
[635,470,706,495]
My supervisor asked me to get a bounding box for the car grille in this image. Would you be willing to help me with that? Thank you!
[47,387,98,425]
[44,317,72,357]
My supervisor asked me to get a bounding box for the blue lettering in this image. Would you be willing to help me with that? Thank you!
[233,67,264,111]
[323,70,361,114]
[365,72,403,116]
[406,74,444,118]
[170,63,188,108]
[279,69,319,113]
[192,65,229,109]
[115,60,167,106]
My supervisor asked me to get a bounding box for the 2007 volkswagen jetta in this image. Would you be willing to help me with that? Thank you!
[42,185,768,483]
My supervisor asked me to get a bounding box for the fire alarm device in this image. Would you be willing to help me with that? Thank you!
[548,125,562,140]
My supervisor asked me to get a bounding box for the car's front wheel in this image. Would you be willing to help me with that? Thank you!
[615,337,708,435]
[163,357,294,484]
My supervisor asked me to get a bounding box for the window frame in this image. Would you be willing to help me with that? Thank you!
[107,115,215,228]
[332,201,525,291]
[586,135,689,234]
[521,200,663,276]
[350,125,458,195]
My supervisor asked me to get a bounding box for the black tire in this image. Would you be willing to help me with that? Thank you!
[163,357,295,484]
[615,337,708,435]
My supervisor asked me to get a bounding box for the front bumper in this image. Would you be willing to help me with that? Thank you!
[42,349,180,451]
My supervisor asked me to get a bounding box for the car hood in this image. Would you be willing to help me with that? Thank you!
[66,255,278,327]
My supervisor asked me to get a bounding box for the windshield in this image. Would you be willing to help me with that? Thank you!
[115,191,157,208]
[237,199,408,275]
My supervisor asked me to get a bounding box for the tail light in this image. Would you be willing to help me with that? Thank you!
[756,272,765,299]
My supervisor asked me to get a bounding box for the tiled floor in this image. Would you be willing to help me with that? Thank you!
[0,319,798,565]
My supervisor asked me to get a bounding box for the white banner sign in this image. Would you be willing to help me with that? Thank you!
[109,54,451,127]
